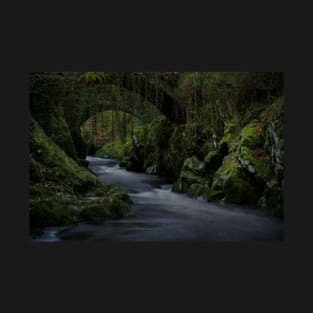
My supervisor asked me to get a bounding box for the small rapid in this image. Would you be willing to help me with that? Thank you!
[34,156,284,242]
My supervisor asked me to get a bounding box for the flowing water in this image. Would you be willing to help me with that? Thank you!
[33,156,284,242]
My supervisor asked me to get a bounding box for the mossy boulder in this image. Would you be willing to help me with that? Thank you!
[106,185,132,204]
[107,197,130,219]
[211,154,261,205]
[79,195,130,221]
[188,183,226,202]
[29,186,78,230]
[218,119,264,153]
[79,201,111,221]
[172,171,205,193]
[237,146,273,182]
[182,156,205,175]
[172,156,206,193]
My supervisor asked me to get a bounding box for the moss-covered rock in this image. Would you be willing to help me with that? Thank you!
[237,146,273,182]
[186,181,225,203]
[172,170,205,193]
[187,183,211,200]
[239,119,263,149]
[172,155,207,193]
[182,156,205,175]
[79,195,130,221]
[79,201,111,221]
[106,185,132,204]
[29,186,78,230]
[211,154,261,205]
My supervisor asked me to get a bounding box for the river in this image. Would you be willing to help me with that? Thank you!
[33,156,284,242]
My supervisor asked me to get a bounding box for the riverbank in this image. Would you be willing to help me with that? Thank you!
[33,156,283,241]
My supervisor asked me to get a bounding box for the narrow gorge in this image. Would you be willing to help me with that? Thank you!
[29,72,284,241]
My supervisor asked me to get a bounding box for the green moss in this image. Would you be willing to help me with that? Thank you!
[79,195,130,221]
[211,155,240,189]
[150,120,212,179]
[182,156,205,175]
[107,198,130,219]
[47,109,78,160]
[239,119,263,149]
[103,117,213,179]
[106,185,132,204]
[238,146,273,182]
[186,180,226,204]
[29,187,78,229]
[224,122,237,134]
[172,155,207,193]
[30,119,105,195]
[96,142,125,160]
[29,118,132,234]
[211,155,260,205]
[219,121,239,151]
[172,171,205,193]
[186,183,224,202]
[79,202,111,221]
[223,175,259,204]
